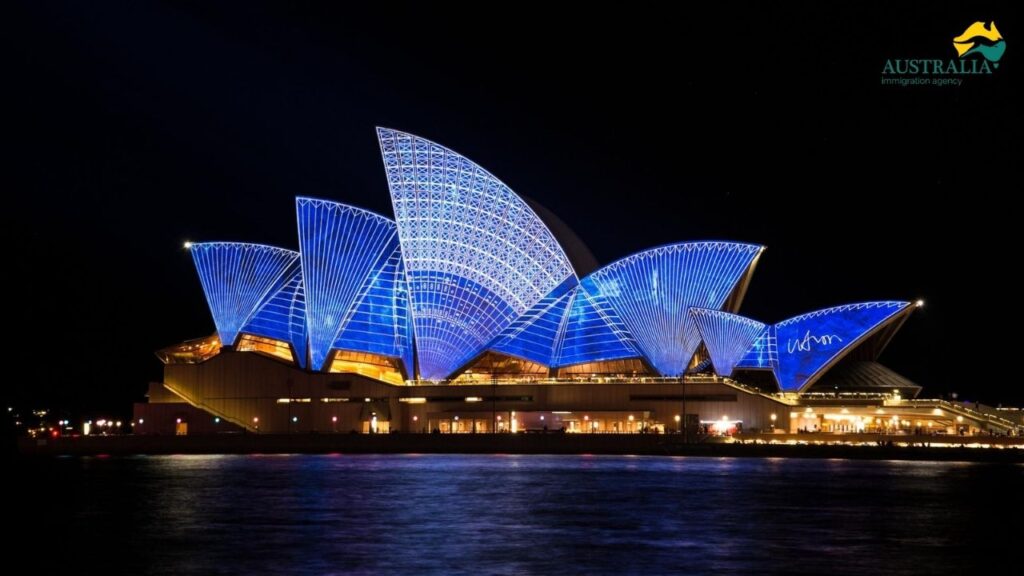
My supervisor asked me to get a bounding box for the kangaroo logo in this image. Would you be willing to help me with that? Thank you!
[953,21,1006,66]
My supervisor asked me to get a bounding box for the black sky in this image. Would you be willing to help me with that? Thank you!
[3,1,1019,413]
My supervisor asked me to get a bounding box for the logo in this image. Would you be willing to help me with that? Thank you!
[953,21,1006,66]
[881,20,1006,87]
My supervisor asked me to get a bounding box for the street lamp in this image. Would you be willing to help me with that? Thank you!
[770,413,777,432]
[681,374,687,443]
[674,414,681,433]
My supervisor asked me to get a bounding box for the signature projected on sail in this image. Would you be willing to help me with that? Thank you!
[953,21,1006,63]
[786,331,843,354]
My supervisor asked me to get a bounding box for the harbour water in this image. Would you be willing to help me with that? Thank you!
[13,454,1023,574]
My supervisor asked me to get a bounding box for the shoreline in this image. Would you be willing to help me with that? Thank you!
[16,433,1024,463]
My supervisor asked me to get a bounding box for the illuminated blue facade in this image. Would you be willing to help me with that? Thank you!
[773,302,911,392]
[736,326,778,372]
[489,277,576,366]
[584,242,762,376]
[184,129,916,391]
[553,282,641,367]
[296,198,405,371]
[191,242,300,348]
[240,265,308,368]
[731,302,913,392]
[377,128,575,379]
[690,308,765,378]
[331,242,415,375]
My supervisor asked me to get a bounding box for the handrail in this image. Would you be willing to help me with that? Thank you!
[885,398,1019,429]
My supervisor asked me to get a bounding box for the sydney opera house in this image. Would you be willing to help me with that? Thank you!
[134,128,1016,437]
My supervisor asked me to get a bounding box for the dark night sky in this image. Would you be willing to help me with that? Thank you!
[3,1,1018,414]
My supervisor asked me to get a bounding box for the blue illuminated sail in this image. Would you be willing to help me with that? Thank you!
[773,301,911,392]
[585,242,762,375]
[690,308,765,377]
[191,242,300,348]
[332,242,415,376]
[378,128,576,379]
[297,197,400,371]
[489,277,577,366]
[240,264,307,367]
[553,283,640,367]
[736,326,778,371]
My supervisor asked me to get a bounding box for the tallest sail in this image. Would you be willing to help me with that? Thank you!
[377,128,576,379]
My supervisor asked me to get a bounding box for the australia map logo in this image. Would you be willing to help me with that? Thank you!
[881,20,1006,86]
[953,21,1006,66]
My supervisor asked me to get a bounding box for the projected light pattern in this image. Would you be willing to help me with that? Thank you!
[297,198,399,371]
[191,242,300,348]
[378,127,575,379]
[333,243,414,375]
[490,277,577,366]
[184,130,918,388]
[736,326,778,371]
[554,283,640,367]
[774,301,910,392]
[690,308,766,377]
[585,242,762,376]
[240,264,307,368]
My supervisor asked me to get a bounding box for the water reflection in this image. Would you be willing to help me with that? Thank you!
[14,455,1023,574]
